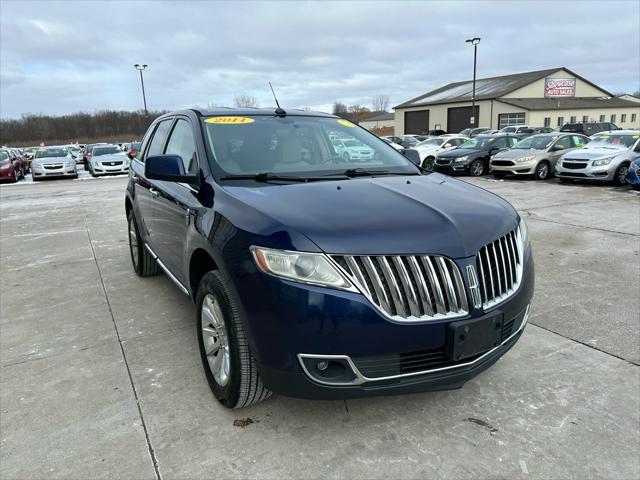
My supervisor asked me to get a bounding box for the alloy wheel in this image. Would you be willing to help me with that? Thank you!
[537,163,549,180]
[201,294,230,387]
[471,161,484,176]
[618,165,629,185]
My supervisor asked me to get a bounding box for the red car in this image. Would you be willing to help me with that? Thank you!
[0,149,26,183]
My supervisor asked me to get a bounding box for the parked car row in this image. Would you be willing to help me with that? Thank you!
[407,129,640,186]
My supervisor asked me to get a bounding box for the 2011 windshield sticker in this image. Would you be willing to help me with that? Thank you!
[337,119,356,128]
[205,117,255,124]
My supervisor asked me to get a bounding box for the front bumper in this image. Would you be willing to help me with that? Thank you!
[91,162,129,175]
[627,165,640,186]
[555,160,616,181]
[32,165,77,178]
[232,245,534,399]
[490,159,536,176]
[432,159,471,174]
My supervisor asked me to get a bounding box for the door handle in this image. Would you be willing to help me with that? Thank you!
[149,187,159,198]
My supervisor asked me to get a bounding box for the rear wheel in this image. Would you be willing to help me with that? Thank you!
[127,210,161,277]
[10,169,18,183]
[535,160,551,180]
[470,159,485,176]
[613,163,629,186]
[196,270,271,408]
[421,156,435,170]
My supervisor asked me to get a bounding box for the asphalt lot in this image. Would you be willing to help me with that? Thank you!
[1,172,639,480]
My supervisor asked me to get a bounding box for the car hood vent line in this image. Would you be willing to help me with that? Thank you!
[331,254,468,322]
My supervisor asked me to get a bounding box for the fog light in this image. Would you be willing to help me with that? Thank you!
[317,361,329,371]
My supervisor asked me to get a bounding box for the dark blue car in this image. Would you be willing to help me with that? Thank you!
[125,108,534,408]
[627,155,640,190]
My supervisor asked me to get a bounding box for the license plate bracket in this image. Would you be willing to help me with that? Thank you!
[448,313,503,361]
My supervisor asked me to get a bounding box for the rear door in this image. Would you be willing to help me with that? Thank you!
[146,117,203,281]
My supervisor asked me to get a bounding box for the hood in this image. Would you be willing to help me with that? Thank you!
[562,145,628,160]
[494,148,543,159]
[222,174,518,258]
[32,156,70,164]
[95,153,127,162]
[437,148,483,159]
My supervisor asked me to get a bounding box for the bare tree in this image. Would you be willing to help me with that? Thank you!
[348,104,371,124]
[233,95,259,108]
[371,94,389,113]
[332,101,348,118]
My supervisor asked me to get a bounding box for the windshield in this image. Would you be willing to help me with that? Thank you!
[130,142,142,150]
[417,138,445,147]
[0,151,9,161]
[459,137,495,149]
[513,136,554,150]
[588,134,638,148]
[459,128,471,136]
[202,115,418,177]
[36,148,67,158]
[500,127,516,133]
[93,146,122,156]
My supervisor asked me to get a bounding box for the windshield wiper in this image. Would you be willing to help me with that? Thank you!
[323,168,420,178]
[220,172,325,183]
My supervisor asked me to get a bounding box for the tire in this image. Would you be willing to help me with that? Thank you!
[89,164,97,177]
[421,156,435,170]
[127,210,161,277]
[196,270,271,408]
[613,163,630,186]
[10,169,18,183]
[470,159,485,177]
[534,160,551,180]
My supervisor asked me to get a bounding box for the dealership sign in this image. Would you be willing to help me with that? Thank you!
[545,77,576,97]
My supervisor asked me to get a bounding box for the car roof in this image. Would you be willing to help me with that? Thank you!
[593,129,640,135]
[475,133,518,138]
[184,107,336,119]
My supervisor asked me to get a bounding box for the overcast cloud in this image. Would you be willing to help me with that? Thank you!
[1,0,639,118]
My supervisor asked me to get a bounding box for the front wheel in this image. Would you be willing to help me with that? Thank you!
[469,159,485,177]
[197,270,271,408]
[127,210,161,277]
[535,160,551,180]
[421,156,434,170]
[613,163,629,186]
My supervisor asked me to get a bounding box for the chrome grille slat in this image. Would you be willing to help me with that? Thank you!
[475,227,524,309]
[360,257,391,314]
[332,254,467,322]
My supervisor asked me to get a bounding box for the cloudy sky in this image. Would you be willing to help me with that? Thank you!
[1,0,639,118]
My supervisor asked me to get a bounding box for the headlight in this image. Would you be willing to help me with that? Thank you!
[519,217,530,248]
[516,155,536,163]
[251,247,354,290]
[454,156,469,163]
[592,157,612,166]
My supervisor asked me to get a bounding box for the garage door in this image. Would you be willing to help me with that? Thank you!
[404,110,429,134]
[447,106,479,133]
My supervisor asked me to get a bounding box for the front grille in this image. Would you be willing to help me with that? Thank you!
[558,172,586,177]
[562,161,588,169]
[492,160,514,166]
[436,159,452,165]
[43,164,63,169]
[475,227,523,308]
[332,254,468,321]
[102,161,123,166]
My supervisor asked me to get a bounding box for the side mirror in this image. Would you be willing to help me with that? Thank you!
[552,145,565,151]
[145,155,198,184]
[403,149,421,166]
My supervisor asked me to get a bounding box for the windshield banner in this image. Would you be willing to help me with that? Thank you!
[544,78,576,97]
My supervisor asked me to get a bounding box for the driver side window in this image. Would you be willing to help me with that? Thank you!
[555,136,573,149]
[164,119,198,174]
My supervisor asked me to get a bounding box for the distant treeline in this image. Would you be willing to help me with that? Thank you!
[0,110,167,147]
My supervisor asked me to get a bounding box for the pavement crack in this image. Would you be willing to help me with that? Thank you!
[524,216,638,237]
[83,216,162,480]
[529,322,639,367]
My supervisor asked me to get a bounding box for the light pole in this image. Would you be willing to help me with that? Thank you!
[134,64,148,115]
[465,37,480,127]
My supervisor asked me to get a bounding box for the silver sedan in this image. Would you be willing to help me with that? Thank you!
[490,132,589,180]
[87,145,131,177]
[31,147,78,180]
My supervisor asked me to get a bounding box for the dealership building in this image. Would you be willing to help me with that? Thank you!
[394,67,640,134]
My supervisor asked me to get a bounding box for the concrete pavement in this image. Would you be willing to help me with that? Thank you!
[1,175,638,479]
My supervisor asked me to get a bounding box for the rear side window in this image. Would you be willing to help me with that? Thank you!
[555,136,573,149]
[145,119,173,159]
[572,136,589,147]
[164,119,198,174]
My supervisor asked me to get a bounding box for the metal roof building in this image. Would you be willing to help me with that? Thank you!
[394,67,640,134]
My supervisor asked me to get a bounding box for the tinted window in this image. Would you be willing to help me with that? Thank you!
[555,136,573,149]
[572,136,589,147]
[146,119,173,158]
[560,124,581,132]
[164,119,198,174]
[493,137,510,148]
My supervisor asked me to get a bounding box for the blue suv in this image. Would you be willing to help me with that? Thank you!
[125,108,535,408]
